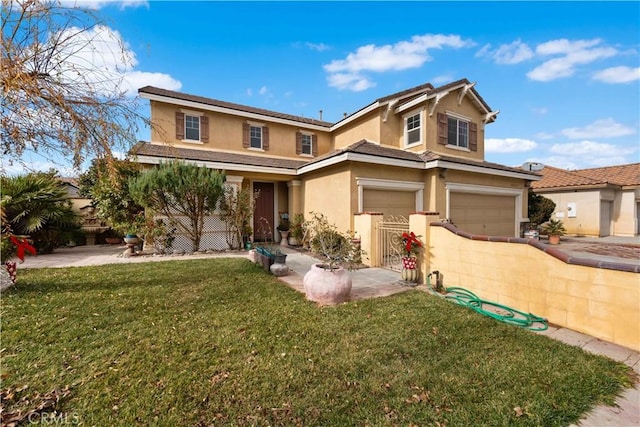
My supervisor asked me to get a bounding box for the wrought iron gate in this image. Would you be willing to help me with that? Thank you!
[376,215,409,271]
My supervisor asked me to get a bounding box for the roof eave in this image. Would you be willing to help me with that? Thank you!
[140,92,331,132]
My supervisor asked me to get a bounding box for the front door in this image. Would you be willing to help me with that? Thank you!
[253,182,274,241]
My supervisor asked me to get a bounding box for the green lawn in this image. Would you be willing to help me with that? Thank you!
[1,258,632,426]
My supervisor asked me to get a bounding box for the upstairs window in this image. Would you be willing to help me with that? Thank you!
[250,125,262,148]
[243,122,269,151]
[404,112,422,146]
[447,117,468,148]
[185,115,200,141]
[437,112,477,152]
[175,111,209,143]
[296,131,317,156]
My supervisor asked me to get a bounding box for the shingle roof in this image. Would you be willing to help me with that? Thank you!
[531,164,640,190]
[419,150,536,176]
[131,142,308,170]
[138,86,334,128]
[302,140,424,167]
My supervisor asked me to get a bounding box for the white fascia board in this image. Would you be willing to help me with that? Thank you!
[329,102,380,132]
[394,94,428,114]
[141,93,330,132]
[134,154,298,176]
[424,159,542,181]
[297,152,424,175]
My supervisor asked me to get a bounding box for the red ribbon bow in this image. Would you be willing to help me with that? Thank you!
[402,232,422,254]
[9,236,37,262]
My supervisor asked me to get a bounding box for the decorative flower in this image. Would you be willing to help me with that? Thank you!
[401,232,423,257]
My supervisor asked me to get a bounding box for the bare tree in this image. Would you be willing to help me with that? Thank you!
[1,0,146,170]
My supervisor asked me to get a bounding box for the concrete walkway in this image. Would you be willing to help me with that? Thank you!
[10,243,640,426]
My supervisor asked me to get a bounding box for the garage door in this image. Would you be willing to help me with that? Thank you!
[363,189,415,218]
[450,193,515,236]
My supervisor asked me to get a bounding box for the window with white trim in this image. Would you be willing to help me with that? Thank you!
[301,134,312,155]
[404,112,421,146]
[250,125,262,149]
[185,114,200,141]
[243,122,269,151]
[447,116,468,148]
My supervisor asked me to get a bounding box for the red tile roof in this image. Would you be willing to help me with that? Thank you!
[531,164,640,190]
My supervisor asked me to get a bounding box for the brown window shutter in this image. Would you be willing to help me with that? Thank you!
[469,122,478,151]
[312,135,318,156]
[437,112,447,145]
[175,112,184,140]
[242,123,250,148]
[295,132,302,154]
[262,126,269,151]
[200,115,209,143]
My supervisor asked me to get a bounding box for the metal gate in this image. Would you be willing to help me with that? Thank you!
[376,215,409,271]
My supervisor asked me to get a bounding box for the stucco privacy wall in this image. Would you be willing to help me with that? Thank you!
[425,223,639,351]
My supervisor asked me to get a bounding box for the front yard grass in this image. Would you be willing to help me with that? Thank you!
[1,258,633,426]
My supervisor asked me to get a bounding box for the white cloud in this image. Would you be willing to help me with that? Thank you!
[535,132,554,140]
[121,71,181,95]
[546,140,636,168]
[531,107,548,116]
[324,34,472,91]
[527,38,618,81]
[306,42,330,52]
[326,73,375,92]
[477,39,533,65]
[431,74,454,85]
[61,0,149,9]
[560,118,635,139]
[485,138,537,153]
[47,25,181,97]
[259,86,268,95]
[592,66,640,83]
[246,88,253,96]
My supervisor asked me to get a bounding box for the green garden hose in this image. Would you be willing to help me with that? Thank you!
[426,272,548,331]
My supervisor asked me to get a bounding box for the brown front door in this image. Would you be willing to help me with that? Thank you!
[253,182,274,241]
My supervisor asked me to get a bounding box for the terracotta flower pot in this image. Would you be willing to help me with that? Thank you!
[303,263,352,305]
[548,235,561,245]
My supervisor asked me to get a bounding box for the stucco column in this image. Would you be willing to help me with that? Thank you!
[287,180,302,216]
[409,211,441,284]
[354,212,384,267]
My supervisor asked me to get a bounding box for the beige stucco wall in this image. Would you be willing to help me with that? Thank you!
[333,110,381,149]
[425,224,639,351]
[150,101,332,159]
[541,190,602,236]
[425,94,487,161]
[301,164,353,233]
[614,189,639,236]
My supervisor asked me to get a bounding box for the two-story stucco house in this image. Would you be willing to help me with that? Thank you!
[132,79,540,249]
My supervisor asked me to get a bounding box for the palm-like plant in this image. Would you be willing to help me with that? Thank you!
[1,172,81,254]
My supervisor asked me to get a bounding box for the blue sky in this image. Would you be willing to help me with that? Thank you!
[9,1,640,174]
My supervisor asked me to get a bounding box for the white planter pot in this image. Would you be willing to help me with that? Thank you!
[303,263,352,305]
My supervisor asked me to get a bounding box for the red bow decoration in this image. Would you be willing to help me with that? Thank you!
[9,236,37,262]
[402,232,422,254]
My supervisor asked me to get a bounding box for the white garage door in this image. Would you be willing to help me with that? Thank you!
[450,193,516,236]
[363,189,415,218]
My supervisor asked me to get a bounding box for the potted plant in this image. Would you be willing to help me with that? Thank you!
[302,212,362,305]
[541,219,566,245]
[399,231,423,284]
[288,213,305,246]
[276,213,290,246]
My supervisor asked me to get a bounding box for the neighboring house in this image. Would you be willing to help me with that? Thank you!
[59,178,109,244]
[531,164,640,237]
[133,79,540,249]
